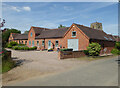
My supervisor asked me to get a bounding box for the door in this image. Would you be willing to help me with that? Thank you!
[68,39,79,51]
[48,40,51,49]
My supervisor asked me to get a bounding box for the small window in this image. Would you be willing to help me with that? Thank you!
[29,41,31,45]
[37,41,39,46]
[42,40,45,46]
[72,31,76,37]
[31,32,32,37]
[25,41,27,44]
[55,40,59,47]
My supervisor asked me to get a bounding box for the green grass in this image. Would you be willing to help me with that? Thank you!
[77,55,117,61]
[2,59,15,73]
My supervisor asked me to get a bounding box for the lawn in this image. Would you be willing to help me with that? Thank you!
[77,55,117,61]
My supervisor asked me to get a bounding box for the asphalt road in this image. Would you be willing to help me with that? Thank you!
[8,56,118,86]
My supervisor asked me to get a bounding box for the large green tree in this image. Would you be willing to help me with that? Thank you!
[58,24,66,28]
[2,28,21,47]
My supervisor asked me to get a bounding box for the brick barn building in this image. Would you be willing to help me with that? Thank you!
[9,22,116,54]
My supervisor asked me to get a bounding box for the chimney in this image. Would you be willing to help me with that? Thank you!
[90,22,103,31]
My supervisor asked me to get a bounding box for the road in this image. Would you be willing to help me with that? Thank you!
[7,56,118,86]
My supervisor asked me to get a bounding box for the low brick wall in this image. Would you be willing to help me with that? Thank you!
[58,51,86,59]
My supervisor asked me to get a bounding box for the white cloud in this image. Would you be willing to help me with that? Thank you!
[2,3,31,12]
[11,6,21,12]
[23,6,31,11]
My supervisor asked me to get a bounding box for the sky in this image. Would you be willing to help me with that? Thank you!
[2,2,118,35]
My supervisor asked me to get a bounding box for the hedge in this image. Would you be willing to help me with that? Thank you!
[13,46,37,50]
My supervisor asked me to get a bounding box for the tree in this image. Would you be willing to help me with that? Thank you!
[24,31,29,34]
[2,28,21,47]
[58,24,66,28]
[87,42,101,56]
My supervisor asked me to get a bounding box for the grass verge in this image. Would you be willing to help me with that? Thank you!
[77,55,118,61]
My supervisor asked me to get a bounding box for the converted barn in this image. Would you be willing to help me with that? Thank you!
[9,22,116,54]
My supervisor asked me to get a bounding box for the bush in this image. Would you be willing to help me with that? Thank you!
[7,44,12,48]
[60,48,73,51]
[18,44,25,46]
[83,50,89,55]
[13,46,18,50]
[24,47,29,50]
[111,49,120,55]
[9,41,18,46]
[87,42,101,56]
[115,42,120,50]
[12,45,37,50]
[32,46,37,50]
[7,41,18,48]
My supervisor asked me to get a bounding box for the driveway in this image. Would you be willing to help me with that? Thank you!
[7,56,118,86]
[3,49,87,85]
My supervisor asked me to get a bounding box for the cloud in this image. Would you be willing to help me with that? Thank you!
[23,6,31,11]
[11,6,21,12]
[2,3,31,12]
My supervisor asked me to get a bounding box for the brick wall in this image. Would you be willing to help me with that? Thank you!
[58,51,86,59]
[27,27,36,47]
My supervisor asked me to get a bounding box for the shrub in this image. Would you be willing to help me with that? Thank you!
[13,46,18,50]
[9,41,18,46]
[18,44,25,46]
[115,42,120,50]
[48,48,53,51]
[83,50,89,55]
[60,48,73,51]
[7,44,12,48]
[7,41,18,48]
[32,46,37,50]
[111,48,120,55]
[87,42,101,56]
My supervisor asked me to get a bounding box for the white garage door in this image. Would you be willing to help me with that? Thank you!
[68,39,79,51]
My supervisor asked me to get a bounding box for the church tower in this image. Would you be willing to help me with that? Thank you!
[90,22,103,31]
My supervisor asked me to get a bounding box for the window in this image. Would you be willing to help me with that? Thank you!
[22,41,23,44]
[42,40,45,46]
[29,41,31,45]
[37,41,39,46]
[32,41,34,46]
[25,41,27,45]
[31,32,32,37]
[72,31,76,37]
[55,40,59,47]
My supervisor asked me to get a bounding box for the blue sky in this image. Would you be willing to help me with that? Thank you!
[2,2,118,35]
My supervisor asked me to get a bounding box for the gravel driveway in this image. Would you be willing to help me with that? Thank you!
[3,49,87,85]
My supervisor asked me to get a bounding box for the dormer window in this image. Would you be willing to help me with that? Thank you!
[72,31,76,37]
[31,32,32,37]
